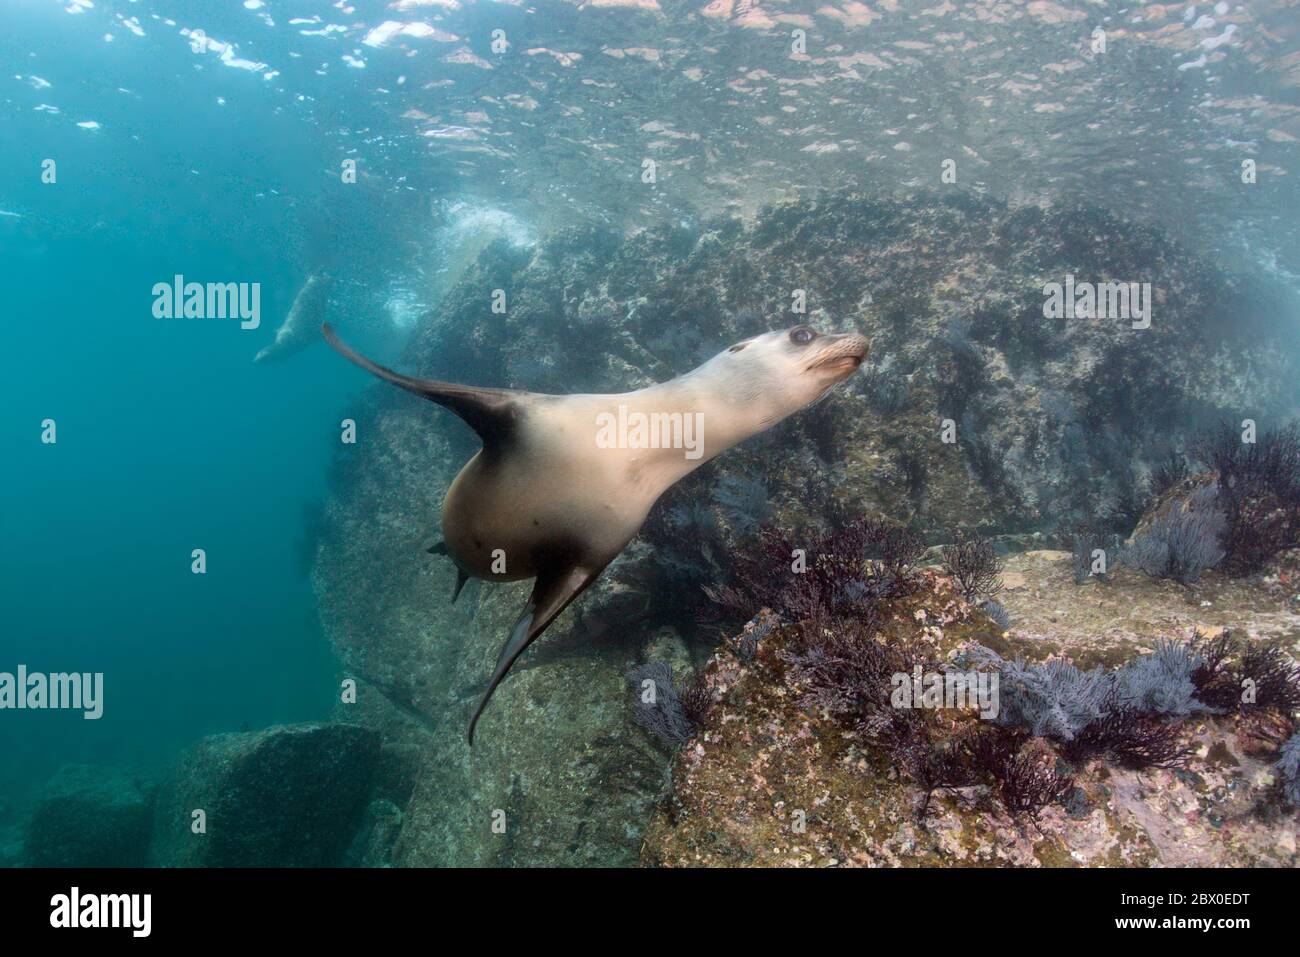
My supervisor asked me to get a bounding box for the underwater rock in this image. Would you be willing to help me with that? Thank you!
[316,431,668,867]
[23,765,154,868]
[641,553,1300,867]
[0,828,20,869]
[343,798,405,868]
[150,722,379,868]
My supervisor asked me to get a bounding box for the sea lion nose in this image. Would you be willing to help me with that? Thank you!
[839,332,870,358]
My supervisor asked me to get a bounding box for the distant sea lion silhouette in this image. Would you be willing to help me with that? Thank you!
[323,322,869,742]
[254,273,332,363]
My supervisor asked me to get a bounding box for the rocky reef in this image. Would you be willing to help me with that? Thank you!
[325,191,1297,549]
[643,551,1300,867]
[312,192,1299,866]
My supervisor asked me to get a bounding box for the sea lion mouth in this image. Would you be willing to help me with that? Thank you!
[810,352,865,373]
[806,333,870,374]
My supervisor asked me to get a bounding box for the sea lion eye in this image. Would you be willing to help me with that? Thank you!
[789,326,815,345]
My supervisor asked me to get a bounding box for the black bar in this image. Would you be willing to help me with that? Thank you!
[0,866,1278,941]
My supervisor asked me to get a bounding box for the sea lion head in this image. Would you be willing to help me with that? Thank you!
[710,325,870,413]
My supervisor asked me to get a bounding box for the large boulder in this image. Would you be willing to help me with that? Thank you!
[150,723,379,867]
[23,765,154,867]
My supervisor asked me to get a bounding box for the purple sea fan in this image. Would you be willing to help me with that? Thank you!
[626,661,712,747]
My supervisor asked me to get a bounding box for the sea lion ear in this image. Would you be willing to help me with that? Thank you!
[323,323,522,450]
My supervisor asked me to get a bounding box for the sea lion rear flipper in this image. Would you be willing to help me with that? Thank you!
[466,563,604,745]
[451,568,469,604]
[322,323,521,447]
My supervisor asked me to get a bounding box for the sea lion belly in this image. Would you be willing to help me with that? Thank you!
[440,396,656,583]
[441,453,542,580]
[440,444,645,582]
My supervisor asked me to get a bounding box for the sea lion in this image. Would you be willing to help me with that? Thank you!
[322,322,869,742]
[254,273,332,363]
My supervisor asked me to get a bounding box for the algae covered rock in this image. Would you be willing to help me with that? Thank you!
[150,722,379,867]
[23,764,154,867]
[641,554,1300,867]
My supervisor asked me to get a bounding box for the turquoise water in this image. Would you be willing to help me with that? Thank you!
[1,3,544,814]
[1,4,373,800]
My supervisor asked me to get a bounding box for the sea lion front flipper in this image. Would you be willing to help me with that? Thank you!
[466,563,604,745]
[322,323,522,448]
